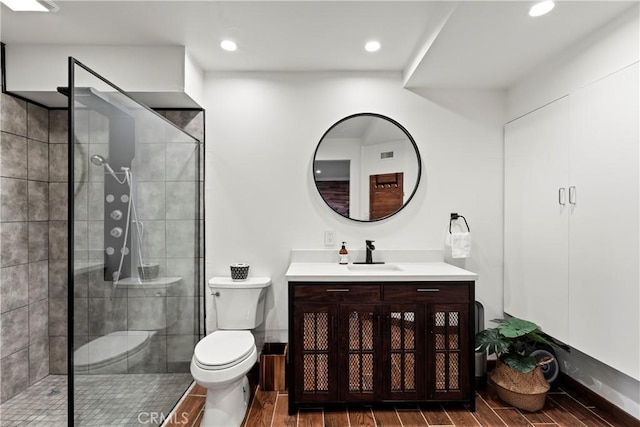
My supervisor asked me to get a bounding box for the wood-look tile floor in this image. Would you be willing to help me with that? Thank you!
[167,380,630,427]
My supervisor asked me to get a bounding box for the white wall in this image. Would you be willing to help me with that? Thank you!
[3,44,204,108]
[203,72,505,347]
[508,4,639,120]
[184,51,205,108]
[507,5,640,419]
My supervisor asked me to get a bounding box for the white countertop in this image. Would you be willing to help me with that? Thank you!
[285,262,477,282]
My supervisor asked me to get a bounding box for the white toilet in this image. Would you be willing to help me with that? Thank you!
[191,276,271,427]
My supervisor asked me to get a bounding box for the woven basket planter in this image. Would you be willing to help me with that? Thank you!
[488,359,552,412]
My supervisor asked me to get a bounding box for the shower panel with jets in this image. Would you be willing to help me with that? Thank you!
[67,58,203,425]
[89,153,147,288]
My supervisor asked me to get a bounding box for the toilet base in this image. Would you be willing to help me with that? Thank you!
[200,375,250,427]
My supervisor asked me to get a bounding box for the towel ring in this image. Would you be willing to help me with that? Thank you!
[449,213,470,233]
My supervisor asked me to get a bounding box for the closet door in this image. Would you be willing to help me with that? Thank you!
[568,63,639,380]
[504,97,570,342]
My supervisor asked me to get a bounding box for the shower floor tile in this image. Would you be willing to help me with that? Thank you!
[0,375,67,426]
[0,373,193,426]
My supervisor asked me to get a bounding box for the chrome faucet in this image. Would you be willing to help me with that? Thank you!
[365,240,375,264]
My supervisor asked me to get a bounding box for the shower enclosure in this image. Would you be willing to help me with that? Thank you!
[67,58,203,425]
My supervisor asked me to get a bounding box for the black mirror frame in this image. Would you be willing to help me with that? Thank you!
[313,112,422,222]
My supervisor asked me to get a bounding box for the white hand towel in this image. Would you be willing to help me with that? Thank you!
[449,232,471,258]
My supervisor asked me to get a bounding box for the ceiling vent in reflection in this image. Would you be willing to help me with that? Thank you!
[380,151,394,159]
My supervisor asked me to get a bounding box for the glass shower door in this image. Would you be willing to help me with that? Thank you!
[68,58,202,426]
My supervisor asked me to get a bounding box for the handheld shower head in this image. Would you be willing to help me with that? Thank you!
[90,154,124,184]
[90,154,107,166]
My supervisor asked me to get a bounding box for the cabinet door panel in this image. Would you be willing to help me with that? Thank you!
[429,304,469,401]
[292,304,339,402]
[383,304,425,400]
[568,64,640,380]
[504,97,570,342]
[341,304,381,401]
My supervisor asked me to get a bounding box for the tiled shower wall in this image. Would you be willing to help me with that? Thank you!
[47,109,72,375]
[0,93,51,402]
[150,109,205,373]
[1,94,204,399]
[47,108,205,375]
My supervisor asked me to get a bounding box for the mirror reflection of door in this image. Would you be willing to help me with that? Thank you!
[314,160,350,216]
[369,172,403,220]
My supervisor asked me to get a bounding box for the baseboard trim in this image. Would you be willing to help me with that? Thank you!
[559,373,640,427]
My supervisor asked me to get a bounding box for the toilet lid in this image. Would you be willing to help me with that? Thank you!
[74,330,154,369]
[194,330,255,370]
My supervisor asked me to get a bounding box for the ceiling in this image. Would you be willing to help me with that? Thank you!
[0,0,637,92]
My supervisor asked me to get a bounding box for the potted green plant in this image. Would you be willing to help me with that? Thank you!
[475,317,562,412]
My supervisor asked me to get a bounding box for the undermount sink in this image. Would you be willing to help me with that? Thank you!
[347,263,402,272]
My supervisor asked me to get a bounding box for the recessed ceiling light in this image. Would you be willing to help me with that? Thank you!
[220,40,237,52]
[315,170,322,174]
[365,41,381,53]
[0,0,57,12]
[529,1,555,17]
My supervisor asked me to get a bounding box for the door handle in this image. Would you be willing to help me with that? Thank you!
[558,187,566,205]
[569,186,576,205]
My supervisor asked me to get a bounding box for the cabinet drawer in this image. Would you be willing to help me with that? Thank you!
[293,284,380,302]
[383,283,470,303]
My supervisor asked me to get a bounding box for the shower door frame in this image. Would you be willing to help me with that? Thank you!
[66,57,204,424]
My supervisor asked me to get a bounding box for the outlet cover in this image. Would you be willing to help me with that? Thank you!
[324,230,335,246]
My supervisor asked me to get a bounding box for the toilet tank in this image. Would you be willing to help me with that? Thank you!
[209,277,271,329]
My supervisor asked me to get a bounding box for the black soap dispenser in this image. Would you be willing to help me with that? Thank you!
[339,242,349,265]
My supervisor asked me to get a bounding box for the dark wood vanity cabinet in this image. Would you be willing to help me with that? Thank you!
[288,281,475,414]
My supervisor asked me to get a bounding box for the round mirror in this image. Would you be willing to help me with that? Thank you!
[313,113,422,222]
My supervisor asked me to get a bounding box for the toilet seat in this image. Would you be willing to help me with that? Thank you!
[74,330,155,372]
[193,330,255,370]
